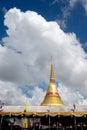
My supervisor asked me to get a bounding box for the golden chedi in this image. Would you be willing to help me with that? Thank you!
[41,58,64,106]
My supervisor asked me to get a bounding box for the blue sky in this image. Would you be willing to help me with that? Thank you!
[0,0,87,44]
[0,0,87,106]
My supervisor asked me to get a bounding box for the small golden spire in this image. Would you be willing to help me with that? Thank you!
[41,58,64,106]
[24,101,28,112]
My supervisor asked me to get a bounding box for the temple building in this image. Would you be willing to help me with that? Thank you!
[0,59,87,130]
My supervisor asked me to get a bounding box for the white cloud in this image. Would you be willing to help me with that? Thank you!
[82,0,87,14]
[29,86,45,106]
[59,84,87,105]
[0,78,45,106]
[1,8,87,105]
[0,45,29,84]
[53,0,87,28]
[2,7,8,14]
[69,0,79,8]
[69,0,87,14]
[0,80,29,105]
[57,19,67,29]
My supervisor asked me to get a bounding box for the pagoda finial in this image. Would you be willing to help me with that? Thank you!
[50,57,55,84]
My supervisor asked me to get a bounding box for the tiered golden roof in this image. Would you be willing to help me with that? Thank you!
[41,58,64,106]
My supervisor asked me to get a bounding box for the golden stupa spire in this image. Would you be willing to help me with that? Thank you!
[41,57,64,106]
[50,57,55,84]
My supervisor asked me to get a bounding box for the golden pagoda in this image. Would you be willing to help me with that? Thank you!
[41,58,64,106]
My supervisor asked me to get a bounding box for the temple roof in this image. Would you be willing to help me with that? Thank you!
[1,105,87,116]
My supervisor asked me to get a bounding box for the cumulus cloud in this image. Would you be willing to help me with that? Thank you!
[0,80,29,105]
[59,84,87,106]
[1,8,87,105]
[29,86,45,106]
